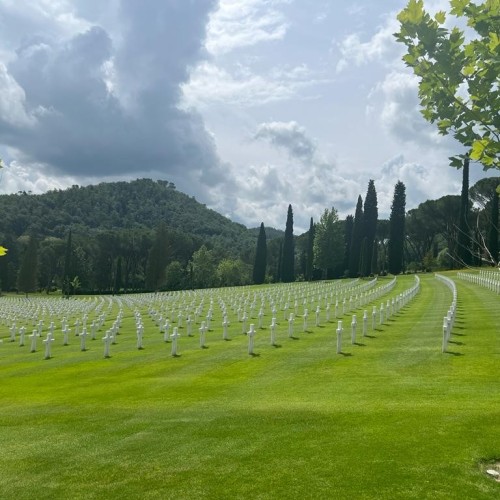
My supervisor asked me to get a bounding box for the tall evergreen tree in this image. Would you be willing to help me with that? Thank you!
[362,179,378,276]
[281,204,295,282]
[349,196,364,278]
[17,235,38,296]
[457,156,471,266]
[343,215,354,276]
[306,217,315,281]
[388,181,406,274]
[252,222,267,284]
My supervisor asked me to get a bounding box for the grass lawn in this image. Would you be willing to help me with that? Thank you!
[0,273,498,499]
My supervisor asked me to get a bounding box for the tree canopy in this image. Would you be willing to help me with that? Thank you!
[395,0,500,169]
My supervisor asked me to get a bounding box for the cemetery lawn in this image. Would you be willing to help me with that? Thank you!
[0,273,499,499]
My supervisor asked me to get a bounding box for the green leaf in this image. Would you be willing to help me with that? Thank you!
[470,139,489,160]
[435,11,446,24]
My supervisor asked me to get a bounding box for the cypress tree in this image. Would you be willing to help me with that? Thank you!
[363,180,378,276]
[306,217,315,281]
[281,204,295,283]
[349,196,364,277]
[252,222,267,284]
[388,181,406,274]
[457,156,471,266]
[17,235,38,296]
[343,215,354,276]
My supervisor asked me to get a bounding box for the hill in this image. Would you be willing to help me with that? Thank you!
[0,178,254,249]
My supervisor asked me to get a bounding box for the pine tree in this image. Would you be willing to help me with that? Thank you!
[306,217,315,281]
[313,207,341,279]
[388,181,406,274]
[457,156,471,266]
[281,204,295,282]
[17,235,38,296]
[349,196,364,278]
[252,222,267,284]
[362,180,378,276]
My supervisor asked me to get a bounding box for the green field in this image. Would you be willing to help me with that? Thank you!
[0,273,499,499]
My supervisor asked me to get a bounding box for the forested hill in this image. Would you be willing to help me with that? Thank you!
[0,178,255,248]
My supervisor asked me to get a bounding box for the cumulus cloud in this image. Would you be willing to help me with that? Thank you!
[0,0,225,199]
[253,121,317,162]
[205,0,289,55]
[336,15,401,72]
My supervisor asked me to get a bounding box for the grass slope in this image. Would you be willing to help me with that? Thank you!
[0,274,498,499]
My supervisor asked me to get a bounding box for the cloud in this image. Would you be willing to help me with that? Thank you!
[336,15,401,73]
[0,0,225,199]
[205,0,289,55]
[253,121,317,162]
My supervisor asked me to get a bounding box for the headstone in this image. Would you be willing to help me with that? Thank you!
[43,332,54,359]
[171,327,180,356]
[351,314,357,344]
[222,315,230,340]
[62,325,70,346]
[137,323,144,349]
[270,317,277,346]
[288,313,294,338]
[199,321,207,348]
[19,326,26,347]
[30,330,38,353]
[336,320,343,354]
[363,310,368,337]
[80,327,88,351]
[103,332,112,358]
[247,324,256,355]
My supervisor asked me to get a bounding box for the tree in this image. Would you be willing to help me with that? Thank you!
[313,207,342,279]
[395,0,500,169]
[62,229,74,297]
[457,156,472,265]
[17,235,38,295]
[190,245,217,289]
[388,181,407,274]
[145,223,170,291]
[469,176,500,264]
[305,217,315,281]
[362,180,378,276]
[252,222,267,284]
[281,204,295,282]
[349,196,364,277]
[114,256,123,295]
[343,215,354,276]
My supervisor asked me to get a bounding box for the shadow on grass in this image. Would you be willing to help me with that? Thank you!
[338,351,352,357]
[289,336,299,340]
[201,345,209,349]
[172,354,181,358]
[364,334,377,339]
[249,352,261,358]
[272,343,282,348]
[445,351,464,356]
[353,342,366,347]
[224,338,232,341]
[449,340,465,346]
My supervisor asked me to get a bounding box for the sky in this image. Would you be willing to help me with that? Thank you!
[0,0,495,233]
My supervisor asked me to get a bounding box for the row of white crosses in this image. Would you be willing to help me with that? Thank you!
[457,270,500,294]
[335,276,421,353]
[435,274,458,353]
[0,276,422,359]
